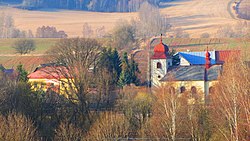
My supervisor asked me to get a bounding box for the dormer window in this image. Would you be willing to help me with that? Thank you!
[157,62,162,69]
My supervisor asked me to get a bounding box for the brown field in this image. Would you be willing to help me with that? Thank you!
[0,7,137,37]
[0,0,248,38]
[0,56,46,72]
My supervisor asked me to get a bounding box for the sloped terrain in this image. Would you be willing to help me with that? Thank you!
[1,0,247,37]
[161,0,243,37]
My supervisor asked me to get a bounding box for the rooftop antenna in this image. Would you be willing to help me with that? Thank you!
[160,33,163,43]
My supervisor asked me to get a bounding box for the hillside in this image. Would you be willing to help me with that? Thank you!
[1,0,247,38]
[1,0,161,12]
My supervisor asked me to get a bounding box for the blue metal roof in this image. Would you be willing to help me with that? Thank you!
[179,51,216,65]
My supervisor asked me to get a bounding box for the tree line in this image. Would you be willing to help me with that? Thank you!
[0,40,249,140]
[20,0,161,12]
[0,13,68,38]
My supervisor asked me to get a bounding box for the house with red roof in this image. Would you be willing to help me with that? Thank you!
[28,64,72,94]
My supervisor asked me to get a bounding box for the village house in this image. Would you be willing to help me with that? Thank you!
[0,64,16,79]
[27,63,72,95]
[28,63,94,95]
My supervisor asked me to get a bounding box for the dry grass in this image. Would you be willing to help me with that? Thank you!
[161,0,239,37]
[0,7,137,37]
[1,0,248,38]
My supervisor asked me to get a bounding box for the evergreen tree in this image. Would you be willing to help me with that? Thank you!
[129,56,140,85]
[118,52,140,87]
[98,47,121,85]
[118,52,130,87]
[16,64,28,82]
[111,48,122,82]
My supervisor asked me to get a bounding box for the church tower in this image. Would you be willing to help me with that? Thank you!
[150,35,172,87]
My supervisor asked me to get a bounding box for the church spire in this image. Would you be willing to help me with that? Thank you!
[205,47,211,69]
[160,33,163,43]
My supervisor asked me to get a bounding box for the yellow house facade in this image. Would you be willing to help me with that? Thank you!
[28,65,73,97]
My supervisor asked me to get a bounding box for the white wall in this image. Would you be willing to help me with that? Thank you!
[180,56,190,66]
[151,59,168,87]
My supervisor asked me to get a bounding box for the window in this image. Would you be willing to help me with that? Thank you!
[209,87,215,94]
[180,86,186,93]
[33,82,38,88]
[157,62,162,69]
[190,86,198,99]
[191,86,197,94]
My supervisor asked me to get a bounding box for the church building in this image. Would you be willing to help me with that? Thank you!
[150,36,239,95]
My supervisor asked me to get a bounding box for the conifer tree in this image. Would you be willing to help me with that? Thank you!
[118,52,140,87]
[129,56,140,85]
[118,52,130,87]
[112,48,122,82]
[98,47,122,85]
[16,64,28,82]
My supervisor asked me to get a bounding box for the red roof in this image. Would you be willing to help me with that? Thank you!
[151,52,169,59]
[153,40,169,53]
[151,37,170,59]
[215,50,241,64]
[28,66,71,79]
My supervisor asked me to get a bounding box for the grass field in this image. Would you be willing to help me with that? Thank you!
[0,38,58,72]
[1,0,248,38]
[0,38,59,54]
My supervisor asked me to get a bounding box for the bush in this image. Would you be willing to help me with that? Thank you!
[200,33,210,38]
[0,112,38,140]
[12,39,36,55]
[87,112,130,140]
[36,26,68,38]
[55,121,85,141]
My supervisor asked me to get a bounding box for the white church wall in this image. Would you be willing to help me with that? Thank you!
[151,59,168,87]
[161,80,218,94]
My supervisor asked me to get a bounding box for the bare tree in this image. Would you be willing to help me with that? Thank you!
[36,25,68,38]
[54,120,85,141]
[211,56,250,141]
[0,13,14,38]
[12,39,36,55]
[141,84,190,140]
[0,112,38,140]
[136,2,171,38]
[87,112,130,140]
[95,26,106,38]
[112,19,137,51]
[47,38,102,126]
[27,29,34,38]
[82,23,93,38]
[139,83,211,141]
